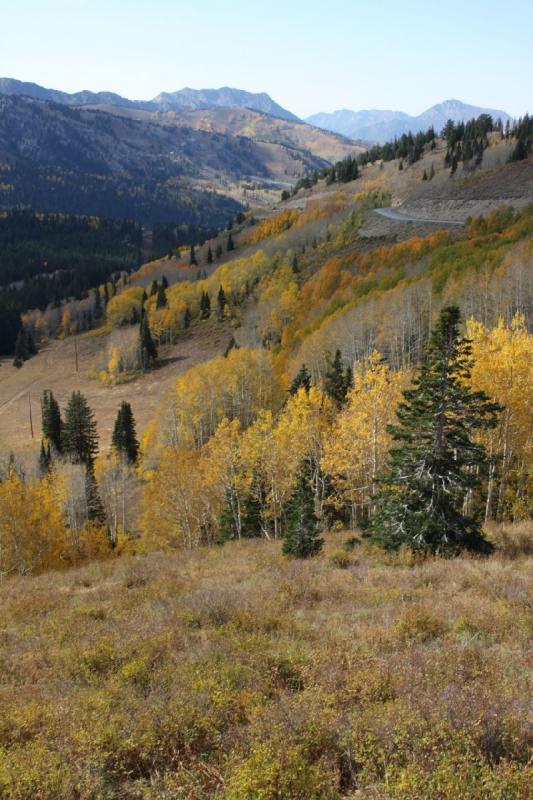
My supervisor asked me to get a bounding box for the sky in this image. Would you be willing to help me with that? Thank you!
[1,0,531,118]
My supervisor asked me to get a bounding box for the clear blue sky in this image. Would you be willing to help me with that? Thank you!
[2,0,531,118]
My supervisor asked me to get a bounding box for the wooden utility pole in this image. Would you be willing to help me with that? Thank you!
[28,393,34,439]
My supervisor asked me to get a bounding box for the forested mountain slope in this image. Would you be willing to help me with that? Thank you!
[0,96,330,223]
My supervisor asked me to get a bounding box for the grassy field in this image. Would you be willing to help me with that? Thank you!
[0,319,232,463]
[0,529,531,799]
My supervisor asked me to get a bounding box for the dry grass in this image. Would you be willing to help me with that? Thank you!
[0,318,231,464]
[0,532,531,798]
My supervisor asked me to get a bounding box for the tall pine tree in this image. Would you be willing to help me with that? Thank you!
[112,401,139,463]
[367,306,500,555]
[290,364,312,395]
[62,391,99,466]
[139,317,157,370]
[283,461,323,558]
[41,390,62,453]
[324,349,351,405]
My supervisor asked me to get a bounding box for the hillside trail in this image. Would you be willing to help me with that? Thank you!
[374,207,465,225]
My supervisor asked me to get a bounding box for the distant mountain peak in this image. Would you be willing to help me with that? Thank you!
[149,86,299,121]
[306,99,511,142]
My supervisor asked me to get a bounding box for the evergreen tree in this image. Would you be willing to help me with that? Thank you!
[290,364,312,395]
[227,233,235,252]
[241,487,263,538]
[367,306,500,555]
[200,291,211,320]
[218,488,237,543]
[25,329,37,356]
[112,401,139,463]
[12,330,28,367]
[62,391,99,466]
[422,169,428,180]
[189,245,197,266]
[283,462,323,558]
[85,463,106,524]
[183,307,192,329]
[149,279,158,296]
[215,244,223,260]
[93,287,102,318]
[161,274,169,289]
[41,390,62,453]
[38,440,51,475]
[207,246,213,264]
[156,285,167,309]
[217,285,227,317]
[139,317,157,370]
[325,349,350,405]
[291,254,299,274]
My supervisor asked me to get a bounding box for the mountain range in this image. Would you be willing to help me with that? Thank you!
[0,78,299,122]
[306,99,512,142]
[0,78,515,226]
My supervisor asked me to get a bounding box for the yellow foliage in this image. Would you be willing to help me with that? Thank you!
[322,352,405,523]
[106,287,145,328]
[250,209,300,243]
[468,314,533,519]
[0,472,65,576]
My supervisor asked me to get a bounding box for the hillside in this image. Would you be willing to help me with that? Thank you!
[0,96,358,223]
[1,133,532,455]
[0,532,531,798]
[90,104,364,164]
[307,99,511,142]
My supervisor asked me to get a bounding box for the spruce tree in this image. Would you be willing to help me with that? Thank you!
[13,330,28,367]
[227,233,235,252]
[190,245,197,266]
[207,247,213,265]
[39,440,51,475]
[184,307,192,329]
[25,330,37,356]
[367,306,500,555]
[94,287,102,318]
[215,244,223,260]
[62,391,99,466]
[217,285,227,318]
[325,349,350,405]
[161,274,169,289]
[149,279,158,296]
[156,285,167,309]
[241,485,263,538]
[200,291,211,320]
[41,390,62,453]
[85,463,106,524]
[290,364,312,395]
[139,317,157,370]
[283,462,323,558]
[112,401,139,463]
